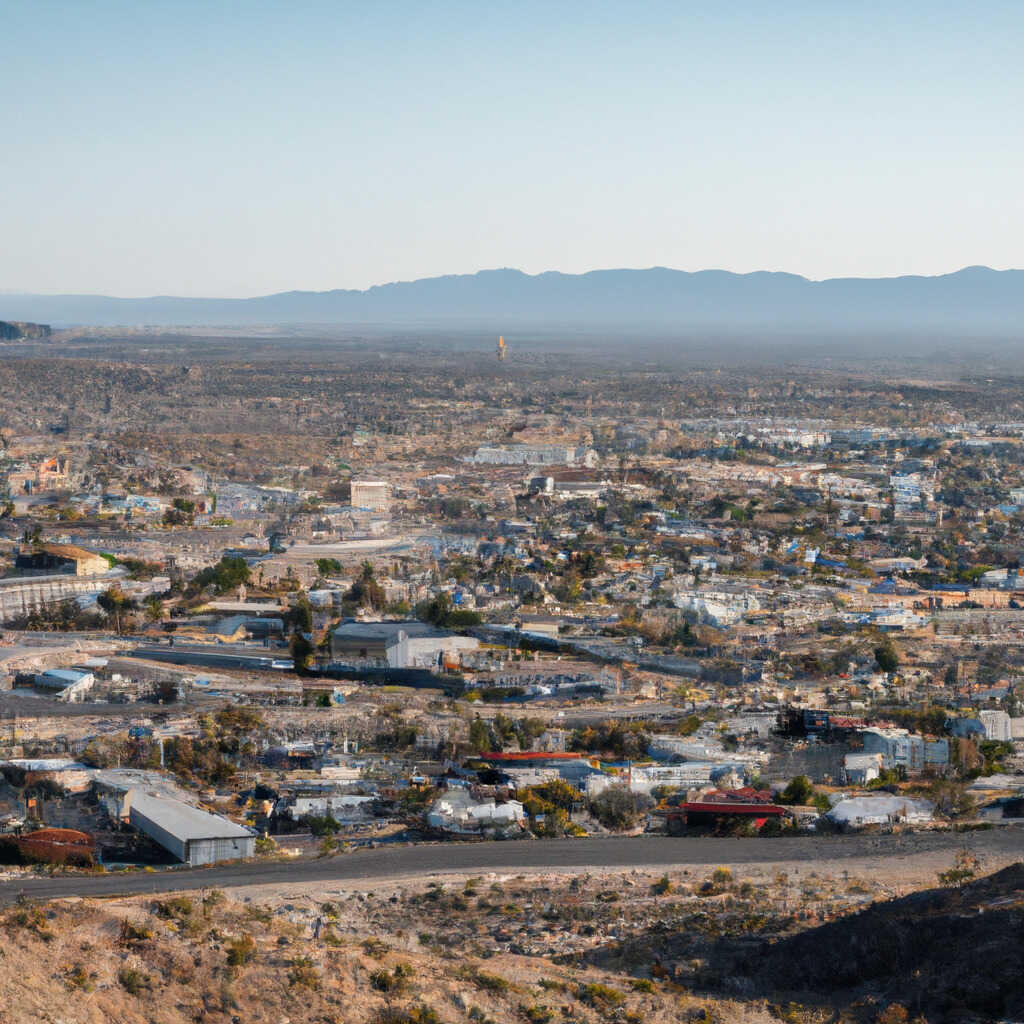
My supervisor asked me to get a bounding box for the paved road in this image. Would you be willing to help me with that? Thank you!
[3,828,1022,906]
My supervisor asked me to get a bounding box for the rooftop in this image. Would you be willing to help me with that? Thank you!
[128,790,253,842]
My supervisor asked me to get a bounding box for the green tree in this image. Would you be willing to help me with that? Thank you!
[290,633,314,672]
[589,787,653,830]
[97,584,134,633]
[290,594,313,634]
[779,775,814,805]
[468,719,490,753]
[874,637,900,673]
[143,595,163,624]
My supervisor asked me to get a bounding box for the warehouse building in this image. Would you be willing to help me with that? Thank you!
[15,543,110,578]
[125,790,254,865]
[330,620,479,669]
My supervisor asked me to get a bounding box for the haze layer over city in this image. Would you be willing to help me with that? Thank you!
[1,4,1023,1024]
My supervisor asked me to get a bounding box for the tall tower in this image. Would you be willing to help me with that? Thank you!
[496,335,506,361]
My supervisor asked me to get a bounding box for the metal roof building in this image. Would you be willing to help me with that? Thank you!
[126,790,254,865]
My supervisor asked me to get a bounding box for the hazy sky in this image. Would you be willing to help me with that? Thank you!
[4,1,1022,297]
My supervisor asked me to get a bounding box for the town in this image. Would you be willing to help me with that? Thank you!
[1,333,1022,878]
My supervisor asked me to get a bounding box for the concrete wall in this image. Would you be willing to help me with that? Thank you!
[0,573,112,623]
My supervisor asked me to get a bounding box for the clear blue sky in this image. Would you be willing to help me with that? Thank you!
[3,1,1021,296]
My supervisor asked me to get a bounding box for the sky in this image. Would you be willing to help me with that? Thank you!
[3,1,1022,297]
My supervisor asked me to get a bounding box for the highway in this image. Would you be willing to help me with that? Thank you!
[3,828,1022,906]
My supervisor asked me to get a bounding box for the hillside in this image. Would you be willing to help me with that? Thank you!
[746,862,1024,1021]
[1,265,1023,331]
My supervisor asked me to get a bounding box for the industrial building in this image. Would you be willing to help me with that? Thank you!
[124,790,254,866]
[32,668,95,702]
[15,543,110,577]
[330,620,479,669]
[470,444,596,467]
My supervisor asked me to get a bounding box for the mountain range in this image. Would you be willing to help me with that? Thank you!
[1,266,1022,332]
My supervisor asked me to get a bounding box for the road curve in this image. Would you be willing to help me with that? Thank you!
[3,829,1022,906]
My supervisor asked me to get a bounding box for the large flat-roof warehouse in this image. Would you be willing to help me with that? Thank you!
[126,790,254,866]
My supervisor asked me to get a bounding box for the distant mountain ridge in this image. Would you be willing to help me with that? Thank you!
[1,265,1022,331]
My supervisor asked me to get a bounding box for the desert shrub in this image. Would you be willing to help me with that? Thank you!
[226,933,257,966]
[537,978,568,992]
[5,906,55,942]
[522,1006,554,1023]
[629,978,655,992]
[203,889,226,913]
[371,963,414,993]
[469,969,510,994]
[288,956,321,989]
[579,982,625,1008]
[118,967,150,995]
[938,848,979,888]
[877,1006,909,1024]
[651,874,673,895]
[363,937,390,958]
[245,903,273,924]
[377,1008,443,1024]
[65,964,94,991]
[119,919,154,944]
[153,896,193,921]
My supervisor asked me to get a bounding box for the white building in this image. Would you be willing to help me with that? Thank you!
[470,444,595,467]
[826,794,934,829]
[33,668,95,703]
[979,709,1012,742]
[350,480,390,512]
[861,727,925,774]
[843,752,883,784]
[426,789,525,834]
[670,586,760,627]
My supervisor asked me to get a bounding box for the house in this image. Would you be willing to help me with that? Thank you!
[843,752,884,784]
[826,794,934,829]
[425,789,525,834]
[350,480,390,512]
